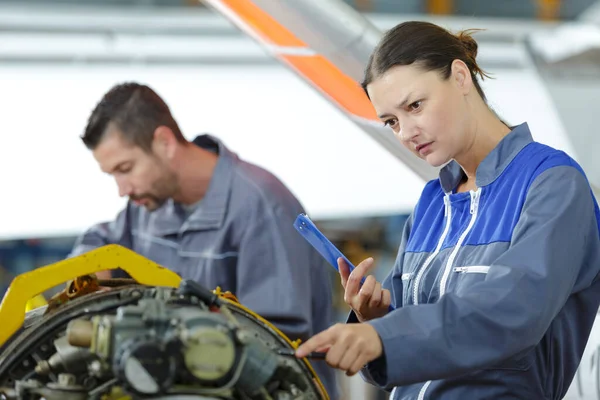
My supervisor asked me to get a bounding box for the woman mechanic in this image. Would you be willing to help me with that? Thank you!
[296,21,600,399]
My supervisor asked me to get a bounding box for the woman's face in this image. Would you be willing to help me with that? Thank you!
[366,62,472,167]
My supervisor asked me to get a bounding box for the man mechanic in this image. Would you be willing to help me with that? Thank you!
[68,82,338,398]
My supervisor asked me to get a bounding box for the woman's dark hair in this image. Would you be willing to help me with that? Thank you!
[362,21,491,102]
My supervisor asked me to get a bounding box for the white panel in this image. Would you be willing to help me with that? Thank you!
[0,64,423,240]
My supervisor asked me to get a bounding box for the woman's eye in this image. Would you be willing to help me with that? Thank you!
[409,101,422,111]
[383,119,397,127]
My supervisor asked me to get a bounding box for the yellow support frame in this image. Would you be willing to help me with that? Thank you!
[0,244,180,347]
[0,244,328,399]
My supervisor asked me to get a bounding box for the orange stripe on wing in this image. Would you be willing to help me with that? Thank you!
[217,0,307,47]
[206,0,379,122]
[282,54,378,121]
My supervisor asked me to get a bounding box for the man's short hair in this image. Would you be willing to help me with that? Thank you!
[82,82,186,151]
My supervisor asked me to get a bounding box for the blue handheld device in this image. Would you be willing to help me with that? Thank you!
[293,213,395,312]
[293,213,364,284]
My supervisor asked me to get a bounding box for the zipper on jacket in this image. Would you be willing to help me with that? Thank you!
[417,189,481,400]
[439,189,482,302]
[412,194,452,306]
[454,265,490,274]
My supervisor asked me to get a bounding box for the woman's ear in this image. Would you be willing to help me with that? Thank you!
[450,59,473,96]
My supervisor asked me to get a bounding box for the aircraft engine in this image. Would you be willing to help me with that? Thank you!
[0,246,328,400]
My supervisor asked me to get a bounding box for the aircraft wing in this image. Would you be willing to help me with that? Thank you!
[199,0,439,183]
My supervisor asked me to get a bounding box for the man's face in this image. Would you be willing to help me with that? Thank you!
[93,128,178,211]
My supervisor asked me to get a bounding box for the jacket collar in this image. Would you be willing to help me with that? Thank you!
[149,134,236,236]
[439,122,533,193]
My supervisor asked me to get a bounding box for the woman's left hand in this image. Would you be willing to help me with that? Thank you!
[295,323,383,376]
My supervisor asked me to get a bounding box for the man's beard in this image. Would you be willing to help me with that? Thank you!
[129,193,166,211]
[130,176,178,211]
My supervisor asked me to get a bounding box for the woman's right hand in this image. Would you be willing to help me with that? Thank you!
[338,257,391,322]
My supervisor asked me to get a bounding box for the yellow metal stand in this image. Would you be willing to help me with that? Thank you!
[25,294,48,312]
[0,244,182,347]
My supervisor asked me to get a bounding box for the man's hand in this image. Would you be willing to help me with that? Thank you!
[339,257,391,322]
[295,323,383,376]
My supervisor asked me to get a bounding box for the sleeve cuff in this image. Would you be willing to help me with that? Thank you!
[345,311,395,387]
[364,314,399,387]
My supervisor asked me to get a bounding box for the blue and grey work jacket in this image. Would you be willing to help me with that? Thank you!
[355,123,600,400]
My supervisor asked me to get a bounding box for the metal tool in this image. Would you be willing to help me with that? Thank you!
[276,348,327,360]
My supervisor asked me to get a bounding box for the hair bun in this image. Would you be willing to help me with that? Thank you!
[456,29,480,60]
[455,29,490,80]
